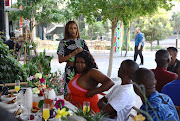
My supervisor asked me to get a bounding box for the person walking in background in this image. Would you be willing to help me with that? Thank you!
[134,27,144,65]
[57,21,89,96]
[167,47,180,74]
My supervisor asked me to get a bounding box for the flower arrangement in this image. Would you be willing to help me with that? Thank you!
[38,98,70,120]
[27,70,65,96]
[73,105,107,121]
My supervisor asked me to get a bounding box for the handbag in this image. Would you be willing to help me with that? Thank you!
[0,80,8,95]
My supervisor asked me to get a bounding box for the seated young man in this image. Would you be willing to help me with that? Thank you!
[97,59,139,121]
[162,64,180,107]
[132,68,179,121]
[167,47,180,74]
[151,49,177,92]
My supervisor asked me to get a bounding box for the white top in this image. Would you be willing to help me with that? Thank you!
[105,84,136,121]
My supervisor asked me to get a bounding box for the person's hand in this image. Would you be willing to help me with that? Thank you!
[0,92,2,96]
[97,99,105,110]
[76,47,83,54]
[86,90,96,97]
[138,46,141,50]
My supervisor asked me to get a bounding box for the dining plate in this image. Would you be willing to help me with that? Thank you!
[1,95,17,102]
[20,113,41,121]
[0,101,17,109]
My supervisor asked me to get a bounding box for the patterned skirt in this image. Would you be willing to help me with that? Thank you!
[64,64,76,97]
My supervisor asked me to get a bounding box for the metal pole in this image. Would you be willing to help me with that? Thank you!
[176,39,178,49]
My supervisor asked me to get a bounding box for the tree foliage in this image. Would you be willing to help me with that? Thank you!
[80,21,110,40]
[133,8,173,51]
[171,11,180,43]
[9,0,68,25]
[68,0,173,26]
[172,12,180,34]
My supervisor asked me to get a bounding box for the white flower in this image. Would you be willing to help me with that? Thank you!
[48,74,51,78]
[32,87,40,94]
[35,73,42,79]
[29,45,33,48]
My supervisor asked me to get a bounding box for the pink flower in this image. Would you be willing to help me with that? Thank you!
[60,78,63,81]
[60,89,64,93]
[40,78,45,83]
[27,76,34,81]
[48,88,52,91]
[55,99,65,109]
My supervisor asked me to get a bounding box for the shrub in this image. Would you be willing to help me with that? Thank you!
[0,39,27,83]
[24,50,53,76]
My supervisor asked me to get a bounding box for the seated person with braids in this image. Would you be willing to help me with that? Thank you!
[66,51,114,113]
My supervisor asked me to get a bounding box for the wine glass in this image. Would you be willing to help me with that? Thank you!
[83,101,90,115]
[43,103,50,121]
[15,80,20,92]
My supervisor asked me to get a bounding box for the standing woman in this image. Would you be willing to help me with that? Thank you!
[57,21,89,96]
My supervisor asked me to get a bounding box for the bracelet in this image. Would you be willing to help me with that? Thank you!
[69,54,72,58]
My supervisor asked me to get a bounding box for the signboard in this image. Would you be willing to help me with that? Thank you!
[114,21,123,52]
[5,0,9,6]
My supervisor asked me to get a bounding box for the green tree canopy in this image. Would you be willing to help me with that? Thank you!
[172,12,180,34]
[171,11,180,48]
[81,21,109,40]
[133,8,173,50]
[9,0,68,25]
[67,0,174,76]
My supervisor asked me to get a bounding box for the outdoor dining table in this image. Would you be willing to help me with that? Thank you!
[0,94,77,121]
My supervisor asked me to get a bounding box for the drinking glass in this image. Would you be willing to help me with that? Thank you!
[15,80,20,92]
[19,90,25,108]
[43,104,50,121]
[83,101,90,115]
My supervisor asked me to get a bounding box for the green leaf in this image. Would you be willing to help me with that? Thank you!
[38,100,44,108]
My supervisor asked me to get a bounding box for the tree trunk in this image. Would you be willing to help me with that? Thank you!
[124,25,130,57]
[157,40,159,45]
[151,32,153,51]
[151,41,153,51]
[176,31,179,48]
[107,21,117,77]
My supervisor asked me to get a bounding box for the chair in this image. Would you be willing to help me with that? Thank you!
[0,82,28,94]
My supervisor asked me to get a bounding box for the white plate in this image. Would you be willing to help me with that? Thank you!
[0,101,17,109]
[20,113,41,121]
[1,95,17,102]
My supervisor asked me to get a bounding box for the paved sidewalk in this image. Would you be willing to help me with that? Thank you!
[41,49,157,78]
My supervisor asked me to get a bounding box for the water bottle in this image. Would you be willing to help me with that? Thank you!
[25,88,33,109]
